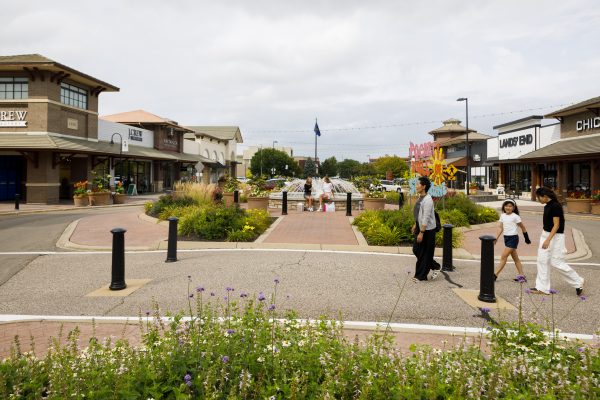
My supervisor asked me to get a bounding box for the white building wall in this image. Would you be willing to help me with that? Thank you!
[98,119,154,148]
[539,123,561,148]
[487,137,498,159]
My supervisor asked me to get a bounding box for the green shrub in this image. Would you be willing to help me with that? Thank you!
[226,227,256,242]
[243,209,272,234]
[474,205,500,224]
[146,194,196,218]
[437,208,470,228]
[365,223,403,246]
[437,193,498,225]
[178,205,245,240]
[384,191,400,204]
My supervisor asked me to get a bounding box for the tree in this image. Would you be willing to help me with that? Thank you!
[303,157,316,178]
[250,148,300,177]
[373,155,409,179]
[359,162,376,176]
[320,156,338,177]
[337,159,362,179]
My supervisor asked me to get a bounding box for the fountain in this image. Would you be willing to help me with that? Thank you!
[269,177,364,210]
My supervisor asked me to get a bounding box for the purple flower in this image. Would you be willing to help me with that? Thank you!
[524,288,532,294]
[196,286,205,292]
[189,293,194,298]
[145,311,150,316]
[210,292,215,297]
[187,275,191,280]
[578,347,585,353]
[184,373,192,386]
[240,292,248,298]
[269,304,276,311]
[226,329,235,335]
[481,307,491,313]
[549,289,558,294]
[516,275,526,283]
[226,287,234,292]
[540,297,547,302]
[222,355,229,363]
[258,292,266,301]
[580,295,587,301]
[274,278,280,284]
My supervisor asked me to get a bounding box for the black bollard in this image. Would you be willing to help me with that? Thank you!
[233,189,239,206]
[282,190,288,215]
[346,192,352,216]
[14,194,20,210]
[165,217,178,263]
[398,192,404,209]
[478,235,496,303]
[442,224,456,271]
[109,228,127,290]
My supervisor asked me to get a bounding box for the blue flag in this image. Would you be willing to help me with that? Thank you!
[314,121,321,137]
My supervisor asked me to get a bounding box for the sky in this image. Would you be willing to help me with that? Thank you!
[3,0,599,161]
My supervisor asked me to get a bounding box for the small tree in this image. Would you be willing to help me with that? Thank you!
[250,148,300,177]
[373,155,409,179]
[321,156,338,177]
[303,157,316,178]
[337,159,361,179]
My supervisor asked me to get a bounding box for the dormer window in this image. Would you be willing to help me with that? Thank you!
[0,77,28,99]
[60,82,87,109]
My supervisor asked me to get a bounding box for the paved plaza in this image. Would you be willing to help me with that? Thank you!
[0,197,598,358]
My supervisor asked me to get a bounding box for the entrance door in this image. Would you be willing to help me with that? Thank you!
[0,156,23,201]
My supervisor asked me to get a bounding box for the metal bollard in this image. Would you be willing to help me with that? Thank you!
[109,228,127,290]
[233,189,239,206]
[282,190,288,215]
[165,217,178,263]
[478,235,496,303]
[346,192,352,216]
[442,224,455,271]
[14,194,20,210]
[398,192,404,209]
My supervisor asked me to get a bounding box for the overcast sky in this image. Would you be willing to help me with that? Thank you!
[3,1,599,161]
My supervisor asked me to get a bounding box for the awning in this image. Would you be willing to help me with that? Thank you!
[177,153,216,164]
[444,156,466,166]
[519,133,600,160]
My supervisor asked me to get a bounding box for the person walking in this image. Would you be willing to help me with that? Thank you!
[530,187,584,296]
[411,176,439,282]
[494,199,531,282]
[304,177,314,212]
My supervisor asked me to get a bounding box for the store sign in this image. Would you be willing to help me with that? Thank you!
[129,128,143,142]
[0,110,27,127]
[499,133,533,148]
[498,128,536,160]
[67,118,78,130]
[163,138,178,146]
[576,117,600,131]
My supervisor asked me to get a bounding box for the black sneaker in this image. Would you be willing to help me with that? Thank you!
[576,279,585,296]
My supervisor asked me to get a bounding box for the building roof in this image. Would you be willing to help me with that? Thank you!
[101,110,194,133]
[493,115,544,130]
[185,126,243,143]
[428,118,475,135]
[436,131,494,146]
[0,54,119,93]
[519,132,600,160]
[545,96,600,118]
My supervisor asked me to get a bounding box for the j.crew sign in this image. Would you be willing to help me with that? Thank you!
[0,110,27,127]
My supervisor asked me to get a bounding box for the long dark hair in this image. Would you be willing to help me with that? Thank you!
[535,186,558,202]
[502,200,519,215]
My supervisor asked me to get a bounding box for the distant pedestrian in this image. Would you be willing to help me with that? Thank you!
[304,177,314,211]
[494,199,531,282]
[411,176,439,282]
[530,187,584,296]
[318,176,333,211]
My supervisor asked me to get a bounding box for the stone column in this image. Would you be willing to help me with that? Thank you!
[530,162,538,201]
[26,152,60,204]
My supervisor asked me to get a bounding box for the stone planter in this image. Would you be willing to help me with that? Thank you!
[591,202,600,215]
[247,196,269,210]
[113,193,127,204]
[363,197,386,210]
[223,192,235,207]
[469,188,478,195]
[73,195,88,207]
[88,192,111,206]
[566,198,591,214]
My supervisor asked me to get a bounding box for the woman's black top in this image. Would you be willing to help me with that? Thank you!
[304,183,312,196]
[543,199,565,233]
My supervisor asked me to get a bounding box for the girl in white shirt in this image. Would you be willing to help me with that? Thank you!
[318,176,334,211]
[494,199,531,281]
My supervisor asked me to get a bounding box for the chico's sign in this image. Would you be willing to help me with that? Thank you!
[499,133,533,148]
[576,117,600,132]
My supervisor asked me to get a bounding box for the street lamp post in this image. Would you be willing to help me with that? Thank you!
[272,140,278,149]
[110,133,123,187]
[456,97,470,189]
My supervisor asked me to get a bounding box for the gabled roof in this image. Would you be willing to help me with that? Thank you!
[519,133,600,160]
[428,118,475,135]
[186,126,243,143]
[436,132,494,147]
[545,96,600,118]
[101,110,194,133]
[0,54,119,93]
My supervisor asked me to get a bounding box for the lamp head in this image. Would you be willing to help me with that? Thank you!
[456,97,467,102]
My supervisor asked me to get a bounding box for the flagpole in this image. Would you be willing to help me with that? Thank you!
[314,118,318,176]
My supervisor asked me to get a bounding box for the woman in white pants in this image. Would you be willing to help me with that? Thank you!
[530,187,584,296]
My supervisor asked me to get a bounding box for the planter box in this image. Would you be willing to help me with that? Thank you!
[113,193,126,204]
[591,203,600,215]
[247,196,269,210]
[363,197,386,210]
[73,196,88,207]
[223,192,235,207]
[88,192,111,206]
[566,198,591,214]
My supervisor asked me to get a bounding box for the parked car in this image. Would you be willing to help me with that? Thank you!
[373,179,403,192]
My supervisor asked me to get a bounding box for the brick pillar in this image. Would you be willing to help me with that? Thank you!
[530,163,538,201]
[591,158,599,194]
[202,166,211,184]
[557,161,567,203]
[26,151,60,204]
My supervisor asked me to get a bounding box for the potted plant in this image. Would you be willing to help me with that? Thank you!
[566,191,591,213]
[363,189,386,210]
[469,181,478,195]
[88,171,112,206]
[73,180,89,207]
[591,190,600,215]
[113,181,126,204]
[222,176,240,207]
[247,176,270,210]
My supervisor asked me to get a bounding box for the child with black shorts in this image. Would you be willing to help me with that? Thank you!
[494,199,531,281]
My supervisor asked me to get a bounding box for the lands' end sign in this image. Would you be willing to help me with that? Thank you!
[0,110,27,127]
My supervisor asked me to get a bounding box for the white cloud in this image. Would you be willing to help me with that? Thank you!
[2,0,599,160]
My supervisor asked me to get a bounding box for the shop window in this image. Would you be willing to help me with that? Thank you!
[0,77,28,99]
[60,82,87,109]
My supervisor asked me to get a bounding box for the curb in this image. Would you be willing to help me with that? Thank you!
[0,201,147,216]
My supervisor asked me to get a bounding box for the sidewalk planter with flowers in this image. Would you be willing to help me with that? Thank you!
[88,172,112,206]
[566,191,591,213]
[247,177,270,210]
[363,190,386,210]
[72,180,88,207]
[468,182,478,195]
[113,181,126,204]
[222,176,240,207]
